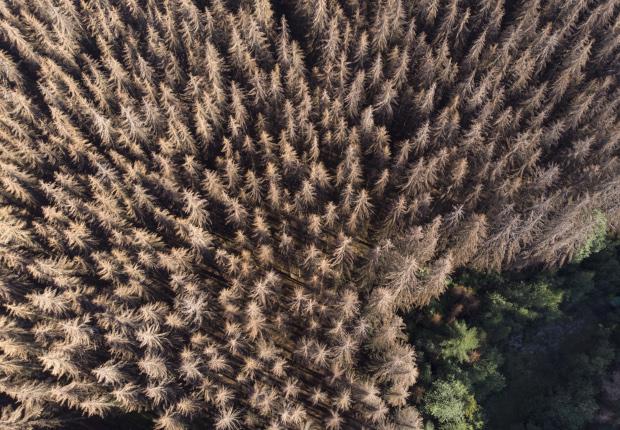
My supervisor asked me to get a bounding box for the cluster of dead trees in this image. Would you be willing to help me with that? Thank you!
[0,0,618,428]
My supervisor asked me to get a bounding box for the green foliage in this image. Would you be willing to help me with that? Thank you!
[465,349,506,399]
[440,321,480,364]
[408,240,620,429]
[481,280,563,342]
[573,210,608,264]
[423,379,482,430]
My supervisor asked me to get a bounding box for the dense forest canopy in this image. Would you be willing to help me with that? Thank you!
[0,0,618,429]
[408,239,620,430]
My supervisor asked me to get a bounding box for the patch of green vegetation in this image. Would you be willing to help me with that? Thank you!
[573,210,608,263]
[407,239,620,429]
[423,378,483,430]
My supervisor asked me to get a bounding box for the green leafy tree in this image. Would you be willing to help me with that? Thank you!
[440,321,480,364]
[423,379,482,430]
[572,210,608,264]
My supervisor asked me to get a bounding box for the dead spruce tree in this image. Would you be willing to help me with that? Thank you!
[0,0,618,428]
